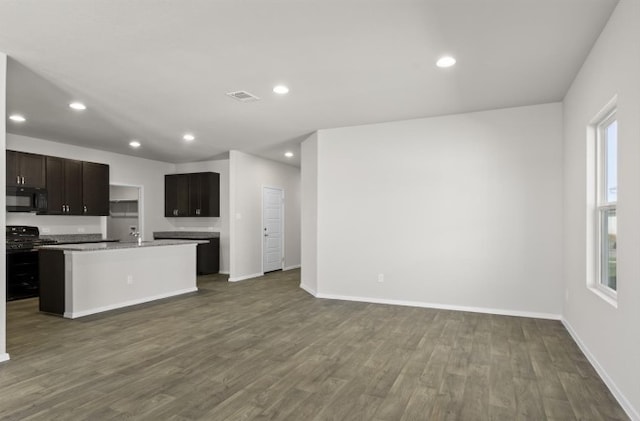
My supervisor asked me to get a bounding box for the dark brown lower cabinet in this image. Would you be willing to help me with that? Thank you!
[196,238,220,275]
[39,249,65,316]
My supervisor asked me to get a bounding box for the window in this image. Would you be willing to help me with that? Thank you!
[595,110,617,296]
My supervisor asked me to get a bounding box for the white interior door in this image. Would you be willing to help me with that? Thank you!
[263,187,283,273]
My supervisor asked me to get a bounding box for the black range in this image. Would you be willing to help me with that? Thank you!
[6,225,56,301]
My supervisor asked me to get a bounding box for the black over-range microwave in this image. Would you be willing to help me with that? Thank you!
[6,186,48,213]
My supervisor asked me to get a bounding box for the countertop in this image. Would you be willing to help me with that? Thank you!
[40,234,120,244]
[37,239,206,252]
[153,231,220,239]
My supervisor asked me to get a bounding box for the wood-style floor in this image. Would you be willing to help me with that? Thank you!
[0,269,628,420]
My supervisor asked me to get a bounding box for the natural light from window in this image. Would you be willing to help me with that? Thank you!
[597,115,617,294]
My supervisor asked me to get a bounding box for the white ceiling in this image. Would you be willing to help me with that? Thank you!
[0,0,618,166]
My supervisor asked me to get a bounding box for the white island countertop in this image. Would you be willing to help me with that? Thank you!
[38,239,206,252]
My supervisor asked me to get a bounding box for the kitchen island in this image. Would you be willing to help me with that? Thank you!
[38,240,203,319]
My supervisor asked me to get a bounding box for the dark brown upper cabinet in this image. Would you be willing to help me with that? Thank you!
[46,157,83,215]
[165,172,219,217]
[189,172,220,217]
[6,150,46,189]
[82,161,110,216]
[165,174,190,217]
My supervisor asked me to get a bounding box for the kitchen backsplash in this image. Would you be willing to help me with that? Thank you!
[167,218,222,232]
[5,213,104,235]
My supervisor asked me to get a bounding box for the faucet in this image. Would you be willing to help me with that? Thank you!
[129,229,142,245]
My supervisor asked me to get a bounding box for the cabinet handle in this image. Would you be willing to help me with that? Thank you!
[83,205,87,213]
[16,175,20,184]
[196,209,200,215]
[62,205,65,212]
[21,176,25,184]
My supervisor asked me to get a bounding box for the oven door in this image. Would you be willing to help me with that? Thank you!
[6,250,40,301]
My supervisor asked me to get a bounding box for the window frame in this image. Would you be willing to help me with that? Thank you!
[594,109,617,300]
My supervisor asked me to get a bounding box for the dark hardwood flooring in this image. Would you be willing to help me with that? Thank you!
[0,269,628,420]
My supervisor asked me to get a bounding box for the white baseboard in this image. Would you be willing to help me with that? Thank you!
[283,265,301,271]
[63,287,198,319]
[299,283,317,296]
[218,271,230,275]
[0,353,10,363]
[562,318,639,421]
[314,292,561,320]
[228,272,263,283]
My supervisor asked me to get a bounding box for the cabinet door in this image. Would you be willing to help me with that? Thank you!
[188,173,202,217]
[64,159,83,215]
[46,156,65,214]
[6,150,19,187]
[19,152,46,188]
[7,151,46,188]
[165,174,190,217]
[196,238,219,274]
[199,172,220,217]
[82,162,110,215]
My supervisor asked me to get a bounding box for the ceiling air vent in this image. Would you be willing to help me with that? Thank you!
[226,91,260,102]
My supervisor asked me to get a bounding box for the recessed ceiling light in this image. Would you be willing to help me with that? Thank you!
[273,85,289,95]
[129,140,141,148]
[284,151,294,158]
[183,134,195,141]
[436,56,456,68]
[69,102,87,110]
[9,114,26,122]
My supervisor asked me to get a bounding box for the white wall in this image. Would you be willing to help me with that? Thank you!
[562,0,640,418]
[301,132,318,294]
[110,185,139,201]
[6,134,175,240]
[305,103,564,318]
[172,159,230,274]
[229,150,301,281]
[1,52,8,362]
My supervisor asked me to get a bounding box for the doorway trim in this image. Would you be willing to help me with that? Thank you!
[107,183,144,240]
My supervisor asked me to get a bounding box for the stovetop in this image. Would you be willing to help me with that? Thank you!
[6,225,57,251]
[6,239,57,250]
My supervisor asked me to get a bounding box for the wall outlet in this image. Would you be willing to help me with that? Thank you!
[127,275,133,285]
[378,273,384,283]
[40,227,51,234]
[77,227,86,233]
